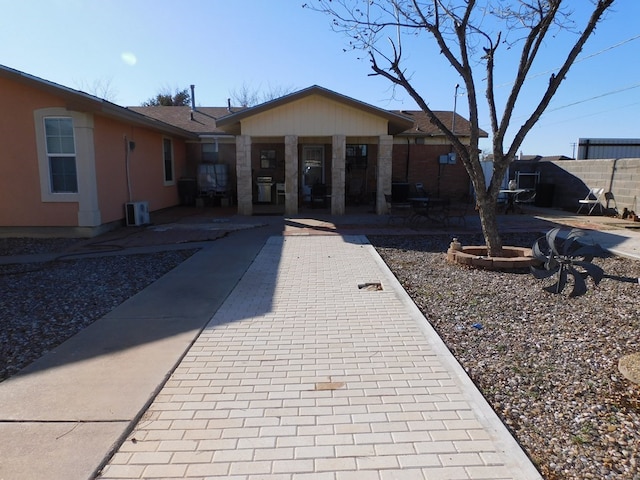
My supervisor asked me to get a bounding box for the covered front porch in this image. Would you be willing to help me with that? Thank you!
[235,134,394,216]
[214,86,413,217]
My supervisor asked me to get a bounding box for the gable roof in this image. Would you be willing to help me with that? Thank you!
[3,64,485,141]
[132,88,487,140]
[215,85,415,135]
[0,64,197,139]
[128,106,239,136]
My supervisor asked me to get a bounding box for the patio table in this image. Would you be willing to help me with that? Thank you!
[499,188,529,214]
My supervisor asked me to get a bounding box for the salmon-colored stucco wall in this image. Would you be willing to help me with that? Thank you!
[0,77,78,226]
[0,75,188,229]
[92,117,187,223]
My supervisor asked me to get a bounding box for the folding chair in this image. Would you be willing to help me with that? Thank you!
[385,194,413,225]
[604,191,618,216]
[577,187,605,215]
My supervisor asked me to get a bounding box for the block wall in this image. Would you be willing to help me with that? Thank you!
[512,158,640,213]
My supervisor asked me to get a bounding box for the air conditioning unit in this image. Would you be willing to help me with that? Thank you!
[125,201,150,226]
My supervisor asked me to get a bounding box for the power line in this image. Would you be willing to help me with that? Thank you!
[495,33,640,89]
[532,100,640,129]
[480,82,640,130]
[546,82,640,112]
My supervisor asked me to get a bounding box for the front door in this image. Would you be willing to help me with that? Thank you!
[301,145,324,202]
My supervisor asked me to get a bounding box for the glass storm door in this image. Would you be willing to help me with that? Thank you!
[302,145,324,201]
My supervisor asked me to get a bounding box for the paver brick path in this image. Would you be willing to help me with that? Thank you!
[99,235,540,479]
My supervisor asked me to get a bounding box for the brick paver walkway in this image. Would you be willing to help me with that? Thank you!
[99,235,541,479]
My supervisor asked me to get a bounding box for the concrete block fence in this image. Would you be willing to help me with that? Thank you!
[511,158,640,214]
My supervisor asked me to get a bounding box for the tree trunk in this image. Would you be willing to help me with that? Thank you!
[476,196,503,256]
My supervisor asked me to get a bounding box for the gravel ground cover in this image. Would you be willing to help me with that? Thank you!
[371,232,640,480]
[0,238,196,382]
[0,237,81,256]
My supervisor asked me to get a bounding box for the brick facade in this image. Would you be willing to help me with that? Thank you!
[392,144,470,198]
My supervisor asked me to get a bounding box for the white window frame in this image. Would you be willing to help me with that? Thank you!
[163,137,175,185]
[44,116,78,193]
[34,108,93,203]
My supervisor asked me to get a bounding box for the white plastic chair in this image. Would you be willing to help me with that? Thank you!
[577,187,605,215]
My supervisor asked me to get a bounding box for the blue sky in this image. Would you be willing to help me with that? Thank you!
[1,1,638,157]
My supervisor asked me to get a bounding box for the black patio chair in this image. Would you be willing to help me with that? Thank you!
[385,194,412,225]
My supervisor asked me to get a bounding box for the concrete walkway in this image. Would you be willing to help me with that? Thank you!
[97,234,542,480]
[0,220,282,480]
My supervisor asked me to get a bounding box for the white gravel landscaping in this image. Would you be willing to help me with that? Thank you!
[371,232,640,480]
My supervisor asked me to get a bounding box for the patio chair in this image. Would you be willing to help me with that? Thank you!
[385,194,412,225]
[414,182,429,198]
[444,196,473,227]
[604,191,618,216]
[514,189,537,212]
[347,177,364,205]
[577,187,605,215]
[310,183,328,208]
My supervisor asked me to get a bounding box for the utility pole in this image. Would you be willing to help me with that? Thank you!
[451,84,459,135]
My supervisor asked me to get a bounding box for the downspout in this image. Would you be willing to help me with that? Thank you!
[405,137,410,182]
[124,136,133,202]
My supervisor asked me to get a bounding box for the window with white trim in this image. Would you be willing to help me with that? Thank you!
[44,117,78,193]
[163,138,174,183]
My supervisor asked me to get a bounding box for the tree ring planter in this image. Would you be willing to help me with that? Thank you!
[447,245,540,271]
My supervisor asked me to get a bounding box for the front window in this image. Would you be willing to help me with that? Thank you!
[44,117,77,193]
[260,149,277,169]
[163,138,174,183]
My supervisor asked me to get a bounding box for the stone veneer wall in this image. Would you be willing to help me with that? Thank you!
[511,158,640,213]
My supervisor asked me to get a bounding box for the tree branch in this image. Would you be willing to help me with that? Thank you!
[505,0,615,161]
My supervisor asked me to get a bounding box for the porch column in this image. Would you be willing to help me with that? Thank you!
[74,121,101,226]
[377,135,393,215]
[284,135,299,215]
[236,135,252,216]
[331,135,346,215]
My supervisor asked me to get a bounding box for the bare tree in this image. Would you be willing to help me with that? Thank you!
[307,0,615,256]
[75,77,118,102]
[142,87,191,106]
[230,82,297,107]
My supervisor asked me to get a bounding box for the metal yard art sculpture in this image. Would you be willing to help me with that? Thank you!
[531,228,605,297]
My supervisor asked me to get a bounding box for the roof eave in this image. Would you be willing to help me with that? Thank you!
[1,64,197,139]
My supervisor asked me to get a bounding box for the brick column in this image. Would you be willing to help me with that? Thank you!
[284,135,299,216]
[377,135,393,215]
[236,135,252,216]
[331,135,346,215]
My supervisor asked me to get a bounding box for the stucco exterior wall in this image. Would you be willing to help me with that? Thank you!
[124,128,185,212]
[0,75,188,232]
[0,77,78,227]
[92,116,131,223]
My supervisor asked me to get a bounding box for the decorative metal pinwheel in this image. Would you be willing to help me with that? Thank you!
[530,228,605,297]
